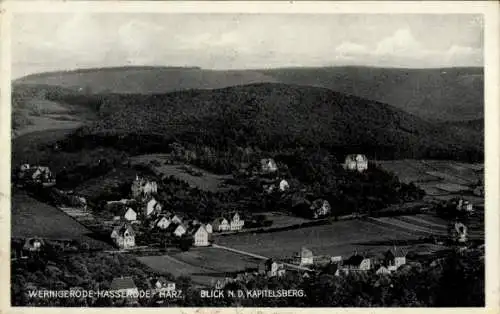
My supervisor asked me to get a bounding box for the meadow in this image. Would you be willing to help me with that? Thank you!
[137,247,262,287]
[130,154,238,192]
[213,218,447,261]
[11,191,112,249]
[376,159,483,198]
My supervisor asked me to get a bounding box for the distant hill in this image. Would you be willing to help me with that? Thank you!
[262,67,484,122]
[13,65,484,122]
[62,83,482,162]
[13,66,279,94]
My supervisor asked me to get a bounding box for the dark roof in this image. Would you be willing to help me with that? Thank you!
[112,224,135,237]
[213,217,227,224]
[344,254,365,266]
[110,277,137,290]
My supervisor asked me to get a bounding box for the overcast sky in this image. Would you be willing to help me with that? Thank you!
[11,13,484,79]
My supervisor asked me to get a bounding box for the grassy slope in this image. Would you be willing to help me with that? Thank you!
[13,66,484,122]
[11,84,98,137]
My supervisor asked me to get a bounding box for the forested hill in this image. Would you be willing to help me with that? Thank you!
[14,66,483,122]
[62,83,482,162]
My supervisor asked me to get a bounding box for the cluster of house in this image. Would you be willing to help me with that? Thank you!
[16,164,56,187]
[456,198,474,212]
[289,246,408,276]
[343,154,369,172]
[11,237,79,260]
[211,246,408,290]
[255,158,291,194]
[108,175,246,249]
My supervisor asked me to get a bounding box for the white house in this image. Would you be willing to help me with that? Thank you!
[342,254,371,271]
[385,247,407,272]
[192,225,210,247]
[145,197,162,217]
[263,184,276,194]
[229,212,245,231]
[279,179,290,192]
[344,154,368,172]
[171,214,183,225]
[260,158,278,173]
[205,223,213,234]
[260,259,286,278]
[212,217,230,232]
[298,247,314,266]
[457,199,474,212]
[124,208,137,222]
[170,224,187,237]
[111,224,136,249]
[23,238,44,252]
[150,277,176,294]
[330,256,343,264]
[310,199,331,219]
[155,216,171,230]
[131,175,158,199]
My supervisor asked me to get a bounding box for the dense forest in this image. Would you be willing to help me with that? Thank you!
[53,83,482,163]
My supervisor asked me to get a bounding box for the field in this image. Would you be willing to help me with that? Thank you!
[376,159,483,199]
[213,217,449,261]
[12,128,76,165]
[74,167,139,201]
[12,97,97,138]
[130,154,238,192]
[11,191,112,249]
[137,247,262,287]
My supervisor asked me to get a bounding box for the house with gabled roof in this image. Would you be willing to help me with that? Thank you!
[131,175,158,199]
[384,247,407,272]
[259,259,286,278]
[456,198,474,212]
[167,223,187,237]
[204,223,213,234]
[229,212,244,231]
[191,224,210,247]
[310,199,331,219]
[375,265,391,275]
[110,224,136,249]
[296,247,314,266]
[23,237,44,252]
[149,277,176,294]
[154,216,172,230]
[144,197,162,217]
[344,154,368,172]
[342,253,371,271]
[260,158,278,174]
[123,207,137,222]
[171,214,183,225]
[279,179,290,192]
[212,217,230,232]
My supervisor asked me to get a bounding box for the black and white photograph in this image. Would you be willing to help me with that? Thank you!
[3,2,498,309]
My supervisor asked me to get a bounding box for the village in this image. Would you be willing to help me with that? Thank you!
[11,146,482,305]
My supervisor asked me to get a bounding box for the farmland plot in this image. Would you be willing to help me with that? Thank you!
[137,247,261,287]
[371,217,447,236]
[11,191,112,249]
[374,160,439,184]
[213,219,423,260]
[130,154,238,192]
